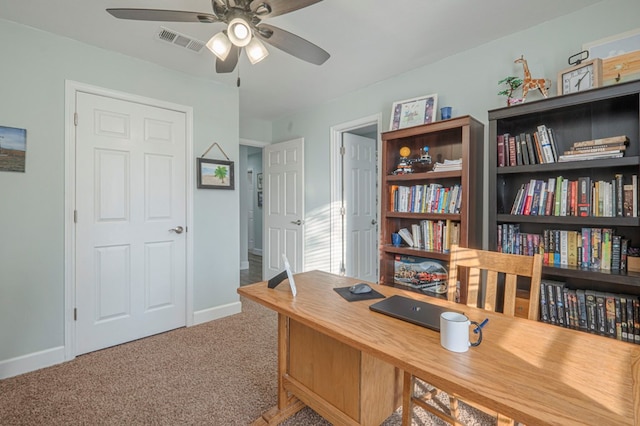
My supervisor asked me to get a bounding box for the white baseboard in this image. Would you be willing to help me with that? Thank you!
[240,260,249,270]
[193,301,241,325]
[0,346,66,379]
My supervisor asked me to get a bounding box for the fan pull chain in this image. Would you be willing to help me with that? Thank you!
[237,48,241,87]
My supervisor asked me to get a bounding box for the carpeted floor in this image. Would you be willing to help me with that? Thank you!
[0,297,495,425]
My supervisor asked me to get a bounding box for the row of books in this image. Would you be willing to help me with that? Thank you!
[509,174,638,218]
[497,124,559,167]
[540,279,640,344]
[397,219,460,252]
[497,224,633,271]
[390,184,462,214]
[558,135,629,162]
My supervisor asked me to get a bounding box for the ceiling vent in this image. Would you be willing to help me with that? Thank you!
[156,27,206,53]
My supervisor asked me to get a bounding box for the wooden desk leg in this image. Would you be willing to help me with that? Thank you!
[251,313,306,425]
[402,371,412,426]
[632,349,640,426]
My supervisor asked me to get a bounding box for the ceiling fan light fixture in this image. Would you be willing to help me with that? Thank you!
[205,32,232,61]
[227,17,252,47]
[246,37,269,64]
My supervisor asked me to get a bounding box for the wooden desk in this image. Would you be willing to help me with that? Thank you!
[238,270,640,426]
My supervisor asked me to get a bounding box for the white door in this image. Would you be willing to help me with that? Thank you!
[263,138,304,280]
[74,92,187,355]
[343,133,377,281]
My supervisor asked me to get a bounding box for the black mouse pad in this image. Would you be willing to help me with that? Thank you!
[334,286,385,302]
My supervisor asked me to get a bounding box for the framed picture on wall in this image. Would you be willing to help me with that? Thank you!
[258,191,263,207]
[257,173,263,190]
[389,94,438,130]
[197,158,235,189]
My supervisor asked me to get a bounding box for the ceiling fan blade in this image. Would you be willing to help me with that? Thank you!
[216,45,240,73]
[255,24,329,65]
[251,0,322,18]
[106,9,219,23]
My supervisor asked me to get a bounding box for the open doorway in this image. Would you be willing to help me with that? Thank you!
[330,114,382,282]
[239,140,267,285]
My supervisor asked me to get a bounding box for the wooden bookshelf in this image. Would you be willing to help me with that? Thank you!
[488,80,640,299]
[379,116,484,303]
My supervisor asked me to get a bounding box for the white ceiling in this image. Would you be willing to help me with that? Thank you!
[0,0,601,122]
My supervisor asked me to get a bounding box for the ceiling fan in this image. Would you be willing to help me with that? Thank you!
[106,0,330,76]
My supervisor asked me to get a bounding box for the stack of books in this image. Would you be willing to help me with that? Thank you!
[431,158,462,172]
[558,135,628,162]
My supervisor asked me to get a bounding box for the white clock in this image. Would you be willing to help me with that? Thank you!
[558,58,603,95]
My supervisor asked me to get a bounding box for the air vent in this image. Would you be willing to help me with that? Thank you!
[155,26,207,53]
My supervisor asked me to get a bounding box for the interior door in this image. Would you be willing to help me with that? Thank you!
[343,133,377,281]
[263,138,304,280]
[74,92,187,355]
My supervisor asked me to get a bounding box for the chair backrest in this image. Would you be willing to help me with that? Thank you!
[446,245,543,320]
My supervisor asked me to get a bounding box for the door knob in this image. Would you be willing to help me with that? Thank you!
[169,226,184,234]
[371,219,377,225]
[290,220,302,226]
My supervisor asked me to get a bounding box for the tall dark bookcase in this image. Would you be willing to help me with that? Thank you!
[488,80,640,298]
[379,116,484,303]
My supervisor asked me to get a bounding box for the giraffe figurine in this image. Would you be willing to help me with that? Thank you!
[515,55,551,101]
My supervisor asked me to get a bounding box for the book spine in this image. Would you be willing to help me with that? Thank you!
[508,136,517,167]
[497,134,505,167]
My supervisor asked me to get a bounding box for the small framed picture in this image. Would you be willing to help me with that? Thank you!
[197,158,234,189]
[257,172,263,190]
[257,191,263,207]
[389,94,438,130]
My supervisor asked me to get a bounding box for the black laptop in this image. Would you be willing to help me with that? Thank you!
[369,295,459,331]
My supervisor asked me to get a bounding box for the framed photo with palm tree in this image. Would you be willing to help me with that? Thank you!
[197,158,234,189]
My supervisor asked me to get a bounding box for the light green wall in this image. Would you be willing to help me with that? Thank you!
[0,19,240,363]
[272,0,640,271]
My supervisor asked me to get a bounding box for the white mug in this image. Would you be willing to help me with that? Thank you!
[440,312,483,353]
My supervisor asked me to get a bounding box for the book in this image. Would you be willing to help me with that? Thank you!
[595,292,607,335]
[611,235,622,270]
[398,228,414,247]
[525,133,538,164]
[615,174,624,217]
[547,127,559,162]
[563,143,627,155]
[558,151,624,162]
[497,134,505,167]
[633,174,638,217]
[515,134,523,165]
[576,289,588,331]
[537,125,555,163]
[605,293,617,338]
[590,228,602,270]
[539,280,549,323]
[627,296,635,342]
[570,135,629,148]
[621,239,629,271]
[621,296,628,341]
[623,183,634,217]
[585,290,598,333]
[508,136,517,167]
[601,228,612,270]
[520,133,530,165]
[544,177,555,216]
[577,176,591,217]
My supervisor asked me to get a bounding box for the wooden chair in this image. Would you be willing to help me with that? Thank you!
[402,244,543,426]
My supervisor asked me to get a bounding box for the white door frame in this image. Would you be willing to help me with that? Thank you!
[240,138,269,271]
[63,80,195,360]
[329,114,382,278]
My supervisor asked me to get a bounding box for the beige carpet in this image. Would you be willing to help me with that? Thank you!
[0,297,495,425]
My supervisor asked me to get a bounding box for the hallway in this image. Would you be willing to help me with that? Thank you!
[240,252,262,286]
